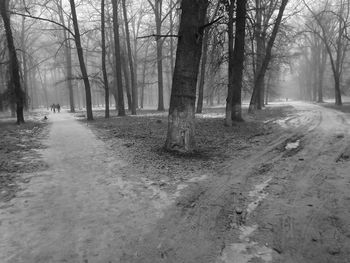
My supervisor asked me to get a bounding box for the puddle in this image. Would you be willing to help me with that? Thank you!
[285,140,300,150]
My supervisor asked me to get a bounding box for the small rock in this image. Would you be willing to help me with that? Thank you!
[235,207,243,214]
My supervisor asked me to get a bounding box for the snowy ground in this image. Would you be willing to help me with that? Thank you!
[0,102,349,262]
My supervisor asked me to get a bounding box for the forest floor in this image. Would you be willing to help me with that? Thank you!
[0,102,350,263]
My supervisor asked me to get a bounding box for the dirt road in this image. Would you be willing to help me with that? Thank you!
[1,103,349,263]
[131,102,350,263]
[0,112,175,262]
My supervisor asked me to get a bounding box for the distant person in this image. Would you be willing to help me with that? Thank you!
[57,104,61,113]
[50,104,55,111]
[53,104,56,113]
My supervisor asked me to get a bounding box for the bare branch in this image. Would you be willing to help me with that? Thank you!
[10,11,75,37]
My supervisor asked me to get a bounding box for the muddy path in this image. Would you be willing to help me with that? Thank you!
[132,102,350,263]
[0,112,176,263]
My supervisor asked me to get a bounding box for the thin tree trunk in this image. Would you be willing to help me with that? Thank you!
[101,0,109,118]
[155,3,165,111]
[121,51,132,110]
[196,2,220,114]
[251,0,264,110]
[112,0,126,116]
[0,0,25,124]
[165,0,208,153]
[69,0,93,120]
[58,0,75,113]
[169,0,175,75]
[141,42,150,109]
[225,1,235,126]
[21,15,28,110]
[122,0,137,115]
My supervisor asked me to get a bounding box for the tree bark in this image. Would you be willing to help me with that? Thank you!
[196,2,220,114]
[196,24,209,114]
[58,0,75,113]
[112,0,126,116]
[20,15,28,110]
[101,0,109,118]
[334,75,342,105]
[122,0,137,115]
[0,0,25,124]
[121,50,132,110]
[165,0,208,153]
[249,0,288,113]
[141,42,150,109]
[231,0,247,122]
[69,0,93,120]
[225,1,235,126]
[317,44,327,103]
[156,21,165,111]
[152,0,165,111]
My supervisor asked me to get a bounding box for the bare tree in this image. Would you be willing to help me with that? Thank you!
[303,0,350,106]
[69,0,93,120]
[249,0,289,112]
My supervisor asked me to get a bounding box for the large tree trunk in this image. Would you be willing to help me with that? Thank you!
[249,0,288,113]
[101,0,109,118]
[165,0,208,153]
[231,0,247,122]
[334,75,342,105]
[112,0,126,116]
[69,0,93,120]
[122,0,137,115]
[0,0,25,124]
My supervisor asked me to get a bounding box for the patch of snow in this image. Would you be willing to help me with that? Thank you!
[285,140,300,150]
[217,178,273,263]
[218,242,273,263]
[247,178,272,214]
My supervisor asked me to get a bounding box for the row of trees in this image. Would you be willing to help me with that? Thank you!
[296,0,350,105]
[1,0,350,150]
